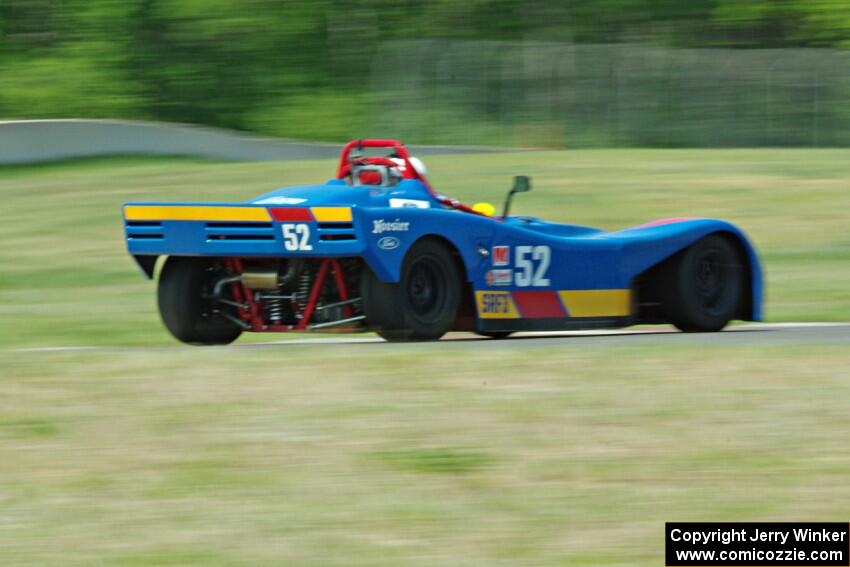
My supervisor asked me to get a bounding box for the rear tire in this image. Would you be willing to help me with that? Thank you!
[661,234,745,332]
[158,257,243,345]
[361,239,462,342]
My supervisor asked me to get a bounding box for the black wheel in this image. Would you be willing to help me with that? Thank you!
[157,257,243,345]
[475,331,513,339]
[361,238,462,342]
[661,234,745,332]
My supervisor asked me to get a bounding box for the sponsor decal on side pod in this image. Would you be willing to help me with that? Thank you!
[377,236,401,250]
[492,245,510,266]
[372,219,411,234]
[485,269,513,286]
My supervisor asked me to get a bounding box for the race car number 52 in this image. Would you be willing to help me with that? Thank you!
[515,245,551,287]
[281,223,313,251]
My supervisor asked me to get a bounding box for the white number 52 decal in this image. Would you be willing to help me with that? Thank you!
[515,245,551,287]
[281,223,313,251]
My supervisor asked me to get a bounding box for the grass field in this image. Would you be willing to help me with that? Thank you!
[2,344,849,566]
[1,151,849,565]
[1,149,848,348]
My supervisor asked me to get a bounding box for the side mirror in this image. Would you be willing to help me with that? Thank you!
[503,175,532,218]
[512,175,531,193]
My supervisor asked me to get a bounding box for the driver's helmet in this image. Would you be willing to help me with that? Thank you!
[354,168,386,186]
[400,156,428,178]
[385,156,427,183]
[353,156,427,186]
[387,156,427,178]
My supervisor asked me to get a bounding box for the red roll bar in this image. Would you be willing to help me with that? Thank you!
[336,139,485,216]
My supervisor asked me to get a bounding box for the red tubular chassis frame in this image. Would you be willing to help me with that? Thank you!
[225,258,354,332]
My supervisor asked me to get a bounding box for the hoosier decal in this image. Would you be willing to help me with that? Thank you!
[372,219,410,234]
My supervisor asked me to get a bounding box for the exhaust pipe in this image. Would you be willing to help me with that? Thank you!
[241,270,279,290]
[212,269,284,295]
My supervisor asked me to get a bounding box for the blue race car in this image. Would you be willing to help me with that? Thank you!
[123,139,763,344]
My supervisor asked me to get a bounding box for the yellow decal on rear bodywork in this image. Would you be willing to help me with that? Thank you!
[310,207,353,222]
[124,205,271,222]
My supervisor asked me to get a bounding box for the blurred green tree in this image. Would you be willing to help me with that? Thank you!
[0,0,847,144]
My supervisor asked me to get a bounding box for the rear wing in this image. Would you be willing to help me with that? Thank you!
[123,202,363,259]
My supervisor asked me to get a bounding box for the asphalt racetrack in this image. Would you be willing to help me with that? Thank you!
[13,323,849,353]
[248,322,850,349]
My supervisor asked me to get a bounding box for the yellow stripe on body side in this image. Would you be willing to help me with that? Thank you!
[475,291,520,319]
[124,205,271,222]
[310,207,352,222]
[559,289,632,317]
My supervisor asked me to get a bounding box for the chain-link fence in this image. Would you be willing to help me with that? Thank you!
[368,40,850,148]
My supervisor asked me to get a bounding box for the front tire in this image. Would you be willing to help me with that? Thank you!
[661,234,745,332]
[361,238,462,342]
[158,257,242,345]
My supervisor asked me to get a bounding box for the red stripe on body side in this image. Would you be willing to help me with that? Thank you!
[511,291,567,319]
[269,207,313,221]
